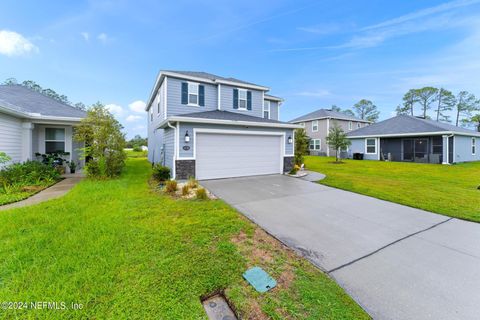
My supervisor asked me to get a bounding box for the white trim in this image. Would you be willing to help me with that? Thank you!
[263,100,270,119]
[217,83,221,110]
[349,131,480,138]
[192,128,286,173]
[158,116,301,129]
[238,88,247,110]
[264,95,283,102]
[312,120,318,132]
[309,139,321,151]
[167,121,177,179]
[214,79,269,91]
[365,138,377,154]
[187,81,200,107]
[164,77,168,119]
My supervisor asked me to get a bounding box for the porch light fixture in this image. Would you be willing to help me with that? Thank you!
[184,131,190,143]
[288,136,292,144]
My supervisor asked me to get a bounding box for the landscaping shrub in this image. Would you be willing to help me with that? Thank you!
[152,164,170,181]
[195,188,208,200]
[0,152,11,166]
[181,184,190,196]
[0,161,60,194]
[165,180,177,194]
[132,145,142,152]
[187,176,198,189]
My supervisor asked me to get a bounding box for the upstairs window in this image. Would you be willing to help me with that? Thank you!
[473,137,476,155]
[45,128,65,154]
[238,89,247,110]
[312,120,318,132]
[357,122,361,128]
[263,100,270,119]
[309,139,321,150]
[188,83,199,105]
[348,121,353,130]
[366,138,377,154]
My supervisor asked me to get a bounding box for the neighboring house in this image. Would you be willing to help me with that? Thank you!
[347,115,480,164]
[146,71,300,180]
[290,109,370,156]
[0,85,86,166]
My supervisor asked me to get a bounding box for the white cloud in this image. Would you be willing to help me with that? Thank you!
[126,115,143,122]
[80,32,89,41]
[296,89,330,97]
[129,100,146,113]
[97,33,109,44]
[0,30,38,56]
[105,103,124,116]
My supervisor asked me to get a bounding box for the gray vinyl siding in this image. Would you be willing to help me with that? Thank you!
[163,128,175,170]
[167,77,217,116]
[148,80,167,163]
[349,137,379,160]
[269,101,279,121]
[178,122,293,159]
[454,135,480,163]
[0,112,23,163]
[220,84,263,118]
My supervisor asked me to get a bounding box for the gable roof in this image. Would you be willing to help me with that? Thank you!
[163,71,264,88]
[264,94,283,102]
[158,110,300,129]
[347,115,480,137]
[290,108,369,123]
[0,85,86,120]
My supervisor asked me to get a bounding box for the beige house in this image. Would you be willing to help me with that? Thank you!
[290,109,370,156]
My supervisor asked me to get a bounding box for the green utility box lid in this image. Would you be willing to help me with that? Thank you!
[243,267,276,293]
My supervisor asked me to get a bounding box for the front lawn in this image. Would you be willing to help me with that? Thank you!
[0,157,368,319]
[305,156,480,222]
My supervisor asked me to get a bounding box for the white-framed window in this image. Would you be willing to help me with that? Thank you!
[357,122,361,128]
[309,139,321,150]
[238,89,247,110]
[188,82,199,105]
[472,137,476,155]
[348,121,353,130]
[45,128,65,153]
[263,100,270,119]
[366,138,377,154]
[312,120,318,132]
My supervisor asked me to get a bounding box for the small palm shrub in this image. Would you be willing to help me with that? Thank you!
[165,180,177,194]
[153,164,170,181]
[187,177,198,189]
[132,145,142,152]
[0,161,60,194]
[195,188,208,200]
[181,184,190,196]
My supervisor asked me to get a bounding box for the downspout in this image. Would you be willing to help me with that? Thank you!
[167,121,176,179]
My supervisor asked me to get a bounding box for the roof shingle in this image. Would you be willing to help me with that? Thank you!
[290,109,366,123]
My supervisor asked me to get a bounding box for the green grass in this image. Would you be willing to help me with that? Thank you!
[0,183,57,206]
[124,149,148,158]
[305,156,480,222]
[0,157,368,319]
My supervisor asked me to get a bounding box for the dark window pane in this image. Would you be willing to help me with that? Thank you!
[45,128,65,140]
[46,142,65,153]
[263,111,269,119]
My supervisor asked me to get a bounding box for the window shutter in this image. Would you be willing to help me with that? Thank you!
[247,91,252,110]
[181,82,188,105]
[199,85,205,106]
[233,89,239,109]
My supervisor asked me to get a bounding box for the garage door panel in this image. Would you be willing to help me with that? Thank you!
[196,133,282,180]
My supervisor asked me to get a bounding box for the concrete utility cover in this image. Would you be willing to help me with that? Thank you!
[202,295,237,320]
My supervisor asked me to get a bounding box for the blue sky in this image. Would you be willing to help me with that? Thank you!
[1,0,480,138]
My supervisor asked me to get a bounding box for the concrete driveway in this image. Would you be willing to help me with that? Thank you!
[202,175,480,320]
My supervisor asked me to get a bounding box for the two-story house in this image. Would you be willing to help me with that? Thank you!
[146,71,300,180]
[290,109,370,156]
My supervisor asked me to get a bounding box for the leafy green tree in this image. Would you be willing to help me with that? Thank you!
[74,102,87,111]
[326,123,351,162]
[399,89,419,116]
[74,102,126,178]
[416,87,438,119]
[352,99,379,122]
[3,77,17,85]
[0,152,11,165]
[331,104,355,117]
[455,91,479,126]
[127,135,148,148]
[468,114,480,132]
[294,128,309,165]
[435,88,455,122]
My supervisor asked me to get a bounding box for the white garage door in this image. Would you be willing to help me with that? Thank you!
[196,132,283,180]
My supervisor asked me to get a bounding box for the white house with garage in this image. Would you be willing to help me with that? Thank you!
[146,71,300,180]
[0,85,86,166]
